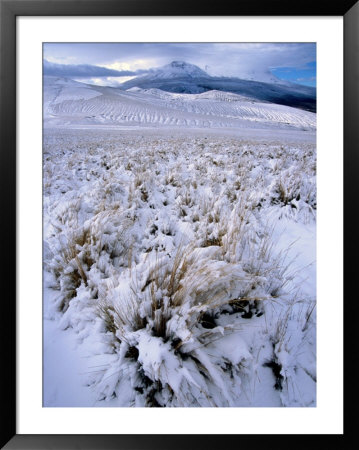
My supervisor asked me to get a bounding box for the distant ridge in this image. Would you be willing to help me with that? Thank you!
[120,61,316,112]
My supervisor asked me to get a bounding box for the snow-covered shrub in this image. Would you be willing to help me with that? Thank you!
[266,300,317,406]
[92,207,295,406]
[45,201,137,312]
[43,130,316,407]
[95,246,252,406]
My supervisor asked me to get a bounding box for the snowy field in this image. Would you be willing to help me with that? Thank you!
[44,76,316,131]
[43,124,316,407]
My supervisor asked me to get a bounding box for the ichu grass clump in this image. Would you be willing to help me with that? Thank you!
[43,130,316,407]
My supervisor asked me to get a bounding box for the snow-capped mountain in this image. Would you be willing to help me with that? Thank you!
[146,61,208,79]
[119,61,316,112]
[43,76,316,131]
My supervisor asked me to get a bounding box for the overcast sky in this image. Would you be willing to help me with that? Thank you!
[43,43,316,87]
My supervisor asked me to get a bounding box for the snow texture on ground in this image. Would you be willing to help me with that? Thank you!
[44,76,316,131]
[43,83,316,408]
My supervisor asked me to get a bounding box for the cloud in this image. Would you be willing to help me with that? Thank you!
[43,43,316,86]
[297,76,316,82]
[43,59,147,78]
[73,76,137,87]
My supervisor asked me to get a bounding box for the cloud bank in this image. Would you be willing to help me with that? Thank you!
[43,60,147,78]
[43,43,316,86]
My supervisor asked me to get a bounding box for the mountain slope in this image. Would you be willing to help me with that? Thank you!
[43,76,316,131]
[119,61,316,113]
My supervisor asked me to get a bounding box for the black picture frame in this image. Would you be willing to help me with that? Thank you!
[1,0,357,448]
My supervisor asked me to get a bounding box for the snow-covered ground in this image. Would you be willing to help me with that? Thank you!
[44,77,316,131]
[43,73,316,407]
[43,120,316,407]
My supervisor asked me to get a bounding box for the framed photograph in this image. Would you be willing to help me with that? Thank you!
[1,0,356,448]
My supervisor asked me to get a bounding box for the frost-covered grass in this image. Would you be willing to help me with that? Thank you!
[43,128,316,407]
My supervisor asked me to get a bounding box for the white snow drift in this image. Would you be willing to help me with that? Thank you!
[44,76,316,131]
